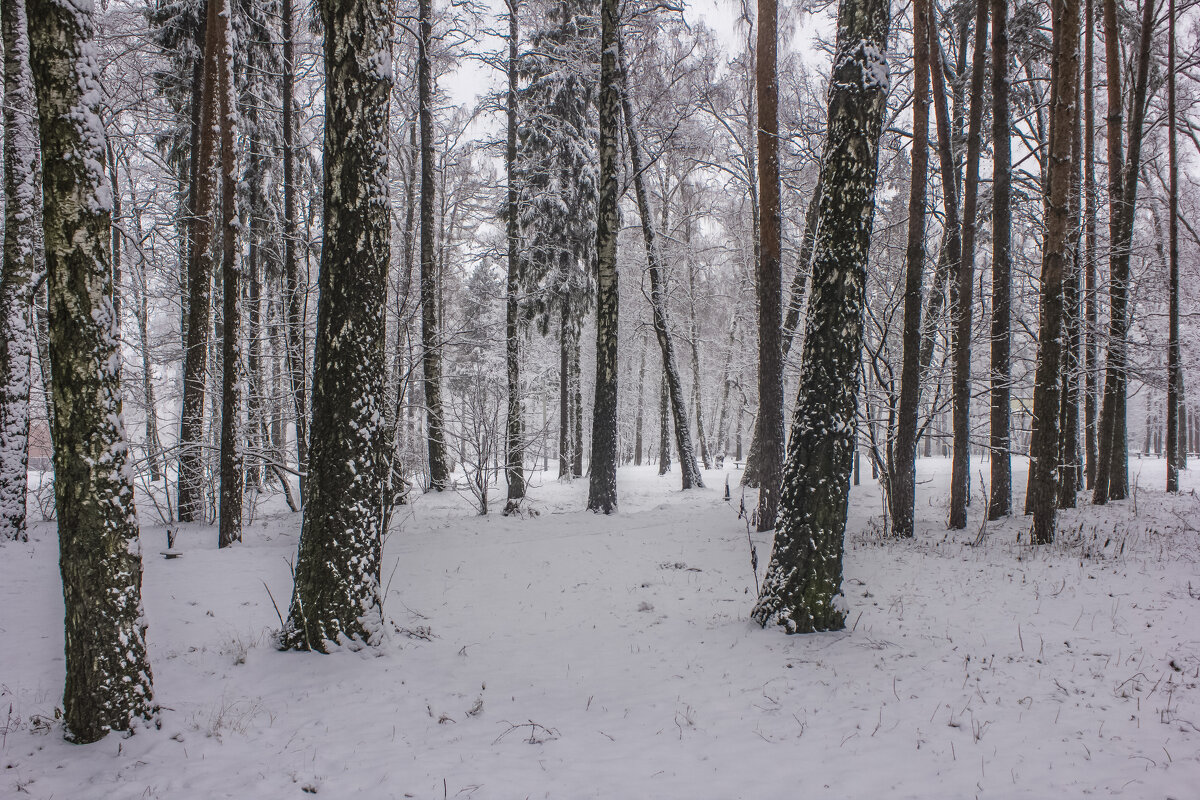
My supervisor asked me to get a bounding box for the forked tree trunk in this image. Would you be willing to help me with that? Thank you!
[586,0,620,513]
[616,30,702,491]
[282,0,392,651]
[1025,0,1080,544]
[949,0,988,529]
[29,0,156,739]
[1093,0,1156,504]
[751,0,891,632]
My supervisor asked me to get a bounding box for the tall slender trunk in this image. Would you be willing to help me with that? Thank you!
[948,0,988,529]
[1166,0,1180,492]
[178,0,221,522]
[658,367,671,474]
[892,0,930,538]
[1025,0,1080,544]
[1057,90,1083,507]
[633,336,647,465]
[1094,0,1156,504]
[559,299,573,478]
[753,0,784,530]
[419,0,449,491]
[215,0,243,549]
[1083,0,1097,489]
[282,0,392,651]
[125,177,164,483]
[780,172,822,360]
[29,0,155,738]
[751,0,891,631]
[616,30,702,490]
[281,0,307,500]
[988,0,1012,519]
[715,316,738,458]
[504,0,525,509]
[586,0,620,513]
[0,0,42,541]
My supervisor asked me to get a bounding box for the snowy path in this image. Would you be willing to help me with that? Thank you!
[2,459,1199,798]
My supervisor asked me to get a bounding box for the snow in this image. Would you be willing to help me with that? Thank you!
[3,458,1199,798]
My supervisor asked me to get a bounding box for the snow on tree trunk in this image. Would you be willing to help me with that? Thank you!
[419,0,450,492]
[28,0,156,740]
[751,0,891,633]
[616,28,702,492]
[949,0,988,530]
[0,0,42,542]
[282,0,308,501]
[586,0,619,514]
[215,0,243,549]
[281,0,392,651]
[503,0,526,511]
[658,368,671,474]
[1025,0,1080,544]
[1093,0,1155,505]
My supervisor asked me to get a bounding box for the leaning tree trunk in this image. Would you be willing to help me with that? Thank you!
[891,0,931,538]
[752,0,785,531]
[586,0,620,513]
[29,0,156,740]
[419,0,450,492]
[1093,0,1156,505]
[948,0,987,529]
[1025,0,1080,544]
[0,0,42,541]
[751,0,891,632]
[989,0,1012,519]
[215,0,243,549]
[178,0,222,523]
[503,0,526,510]
[281,0,392,651]
[616,30,702,491]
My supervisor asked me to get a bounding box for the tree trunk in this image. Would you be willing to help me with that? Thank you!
[0,0,42,541]
[948,0,987,529]
[1025,0,1080,544]
[282,0,392,651]
[282,0,308,500]
[633,336,647,465]
[751,0,891,632]
[30,0,156,739]
[419,0,449,491]
[1082,0,1097,489]
[1093,0,1156,504]
[891,0,931,538]
[178,0,221,522]
[558,300,573,478]
[616,30,702,491]
[1166,0,1181,492]
[658,367,671,474]
[988,0,1012,519]
[1057,92,1083,508]
[504,0,525,510]
[586,0,620,514]
[753,0,784,531]
[215,0,242,549]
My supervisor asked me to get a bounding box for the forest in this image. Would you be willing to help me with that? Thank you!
[1,0,1199,794]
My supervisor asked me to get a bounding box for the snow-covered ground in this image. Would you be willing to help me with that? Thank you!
[2,457,1199,799]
